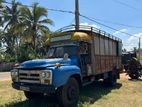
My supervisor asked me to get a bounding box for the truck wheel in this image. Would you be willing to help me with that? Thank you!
[129,74,139,79]
[56,78,79,107]
[104,71,117,86]
[24,91,44,100]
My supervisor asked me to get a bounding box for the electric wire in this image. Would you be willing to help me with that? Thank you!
[79,14,137,37]
[90,18,142,29]
[2,1,142,28]
[2,0,75,14]
[112,0,142,13]
[1,0,142,39]
[2,1,142,29]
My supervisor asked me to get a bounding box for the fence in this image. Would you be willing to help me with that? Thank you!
[0,62,14,72]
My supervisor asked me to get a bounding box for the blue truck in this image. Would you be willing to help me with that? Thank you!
[11,25,122,107]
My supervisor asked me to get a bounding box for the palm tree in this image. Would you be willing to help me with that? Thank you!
[2,0,21,57]
[0,0,4,25]
[19,3,53,50]
[3,0,20,30]
[0,0,4,10]
[0,29,2,48]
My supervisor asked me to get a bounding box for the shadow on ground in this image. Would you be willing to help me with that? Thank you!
[79,81,122,104]
[6,97,58,107]
[128,78,142,81]
[6,81,122,107]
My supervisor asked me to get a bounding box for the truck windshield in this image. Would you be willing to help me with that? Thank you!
[46,46,78,58]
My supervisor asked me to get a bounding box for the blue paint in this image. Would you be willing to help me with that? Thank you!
[17,54,81,88]
[48,65,81,87]
[18,58,72,69]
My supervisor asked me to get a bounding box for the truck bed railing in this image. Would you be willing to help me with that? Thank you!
[55,25,122,42]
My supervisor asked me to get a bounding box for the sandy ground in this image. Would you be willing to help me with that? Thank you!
[0,72,11,81]
[120,72,142,80]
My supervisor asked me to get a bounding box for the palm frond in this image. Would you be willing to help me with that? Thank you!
[33,3,47,22]
[39,19,53,25]
[20,6,33,20]
[37,24,50,33]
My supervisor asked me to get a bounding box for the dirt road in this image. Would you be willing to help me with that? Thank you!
[0,72,11,81]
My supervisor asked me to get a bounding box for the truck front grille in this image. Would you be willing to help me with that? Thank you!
[19,70,41,83]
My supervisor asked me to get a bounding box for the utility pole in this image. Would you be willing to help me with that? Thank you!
[138,38,141,61]
[75,0,80,30]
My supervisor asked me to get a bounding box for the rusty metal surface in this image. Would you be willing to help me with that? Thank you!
[91,31,122,75]
[55,25,121,42]
[53,25,122,76]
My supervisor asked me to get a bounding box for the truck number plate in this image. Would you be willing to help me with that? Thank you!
[20,86,30,91]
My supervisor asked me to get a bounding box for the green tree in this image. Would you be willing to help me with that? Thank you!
[133,47,138,53]
[0,0,5,25]
[19,3,53,50]
[3,0,20,30]
[122,48,127,53]
[2,0,21,55]
[1,1,53,62]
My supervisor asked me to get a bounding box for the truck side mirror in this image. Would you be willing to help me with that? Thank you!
[63,53,69,60]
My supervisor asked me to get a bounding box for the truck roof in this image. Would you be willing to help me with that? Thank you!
[55,25,122,42]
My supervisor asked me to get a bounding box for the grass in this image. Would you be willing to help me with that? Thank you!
[0,79,142,107]
[0,72,10,74]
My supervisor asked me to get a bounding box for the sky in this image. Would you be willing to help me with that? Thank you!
[5,0,142,51]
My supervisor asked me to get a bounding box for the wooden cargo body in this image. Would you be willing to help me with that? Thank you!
[89,31,122,75]
[52,25,122,75]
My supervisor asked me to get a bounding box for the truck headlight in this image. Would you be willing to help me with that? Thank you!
[11,69,18,78]
[11,69,18,82]
[41,72,51,78]
[41,70,52,84]
[41,72,46,78]
[46,72,51,78]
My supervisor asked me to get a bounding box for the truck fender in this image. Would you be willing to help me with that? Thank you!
[52,65,81,88]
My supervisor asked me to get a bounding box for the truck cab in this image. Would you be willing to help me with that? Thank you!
[11,25,122,107]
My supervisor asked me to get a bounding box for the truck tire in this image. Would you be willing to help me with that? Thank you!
[104,71,117,86]
[56,78,79,107]
[24,91,44,100]
[129,73,139,79]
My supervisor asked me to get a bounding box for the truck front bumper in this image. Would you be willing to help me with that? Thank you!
[12,82,56,94]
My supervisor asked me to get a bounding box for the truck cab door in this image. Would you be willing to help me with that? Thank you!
[79,43,92,76]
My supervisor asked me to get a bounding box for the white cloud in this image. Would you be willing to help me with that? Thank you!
[112,29,142,51]
[113,29,127,35]
[127,33,142,43]
[124,33,142,51]
[80,22,100,29]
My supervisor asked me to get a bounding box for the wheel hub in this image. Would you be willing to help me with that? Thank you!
[67,86,77,101]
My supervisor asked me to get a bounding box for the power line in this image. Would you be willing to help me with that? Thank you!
[79,14,142,39]
[2,0,142,29]
[2,0,142,50]
[2,0,142,39]
[91,18,142,29]
[79,14,138,37]
[3,0,142,29]
[112,0,142,13]
[2,0,75,14]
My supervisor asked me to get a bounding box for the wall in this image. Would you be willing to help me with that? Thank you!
[0,62,14,72]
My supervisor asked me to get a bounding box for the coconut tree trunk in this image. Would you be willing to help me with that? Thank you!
[32,25,36,50]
